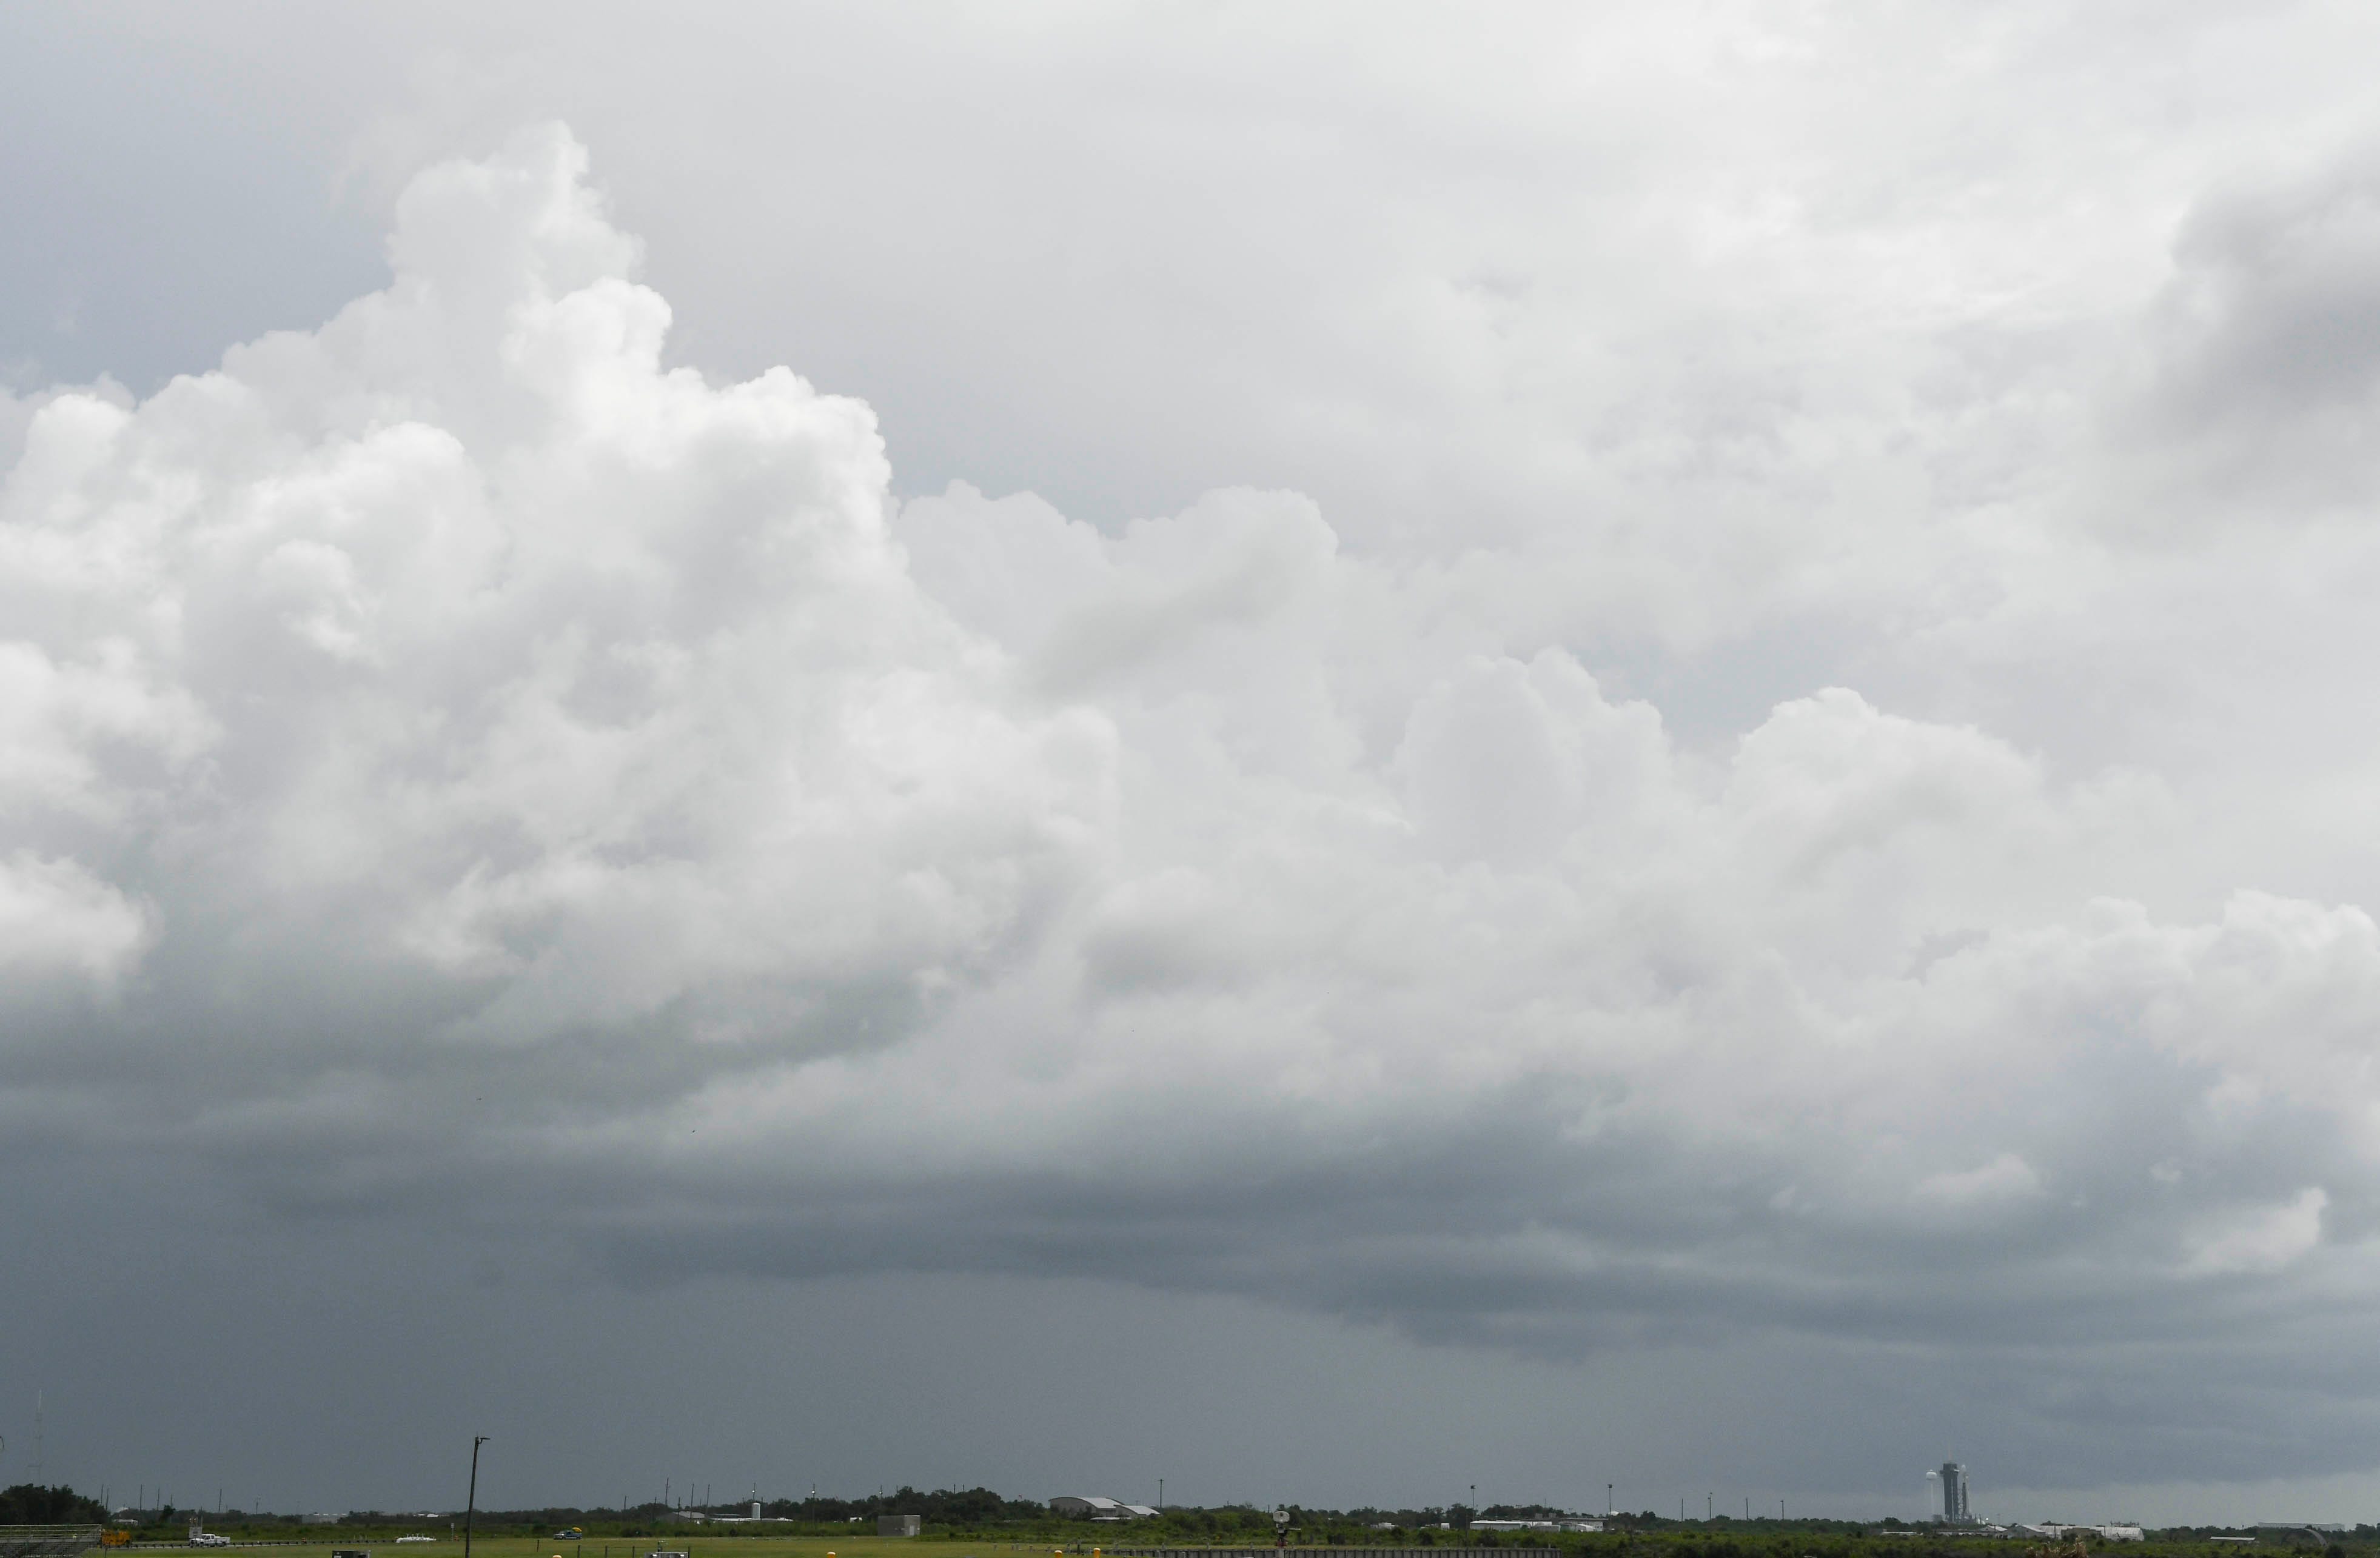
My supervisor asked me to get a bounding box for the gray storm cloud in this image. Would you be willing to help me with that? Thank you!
[10,122,2380,1481]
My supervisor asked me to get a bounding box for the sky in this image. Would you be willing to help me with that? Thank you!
[10,0,2380,1529]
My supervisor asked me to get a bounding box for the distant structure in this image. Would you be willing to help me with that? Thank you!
[0,1527,102,1558]
[683,1502,786,1528]
[1939,1465,1970,1525]
[1050,1499,1155,1522]
[876,1516,920,1539]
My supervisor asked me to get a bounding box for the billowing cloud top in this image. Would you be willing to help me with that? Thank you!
[10,123,2380,1486]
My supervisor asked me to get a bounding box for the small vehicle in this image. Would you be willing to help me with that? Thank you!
[649,1550,690,1558]
[190,1537,232,1549]
[397,1541,435,1546]
[554,1534,585,1542]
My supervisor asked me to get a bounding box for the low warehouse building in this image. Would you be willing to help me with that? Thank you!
[1050,1499,1151,1521]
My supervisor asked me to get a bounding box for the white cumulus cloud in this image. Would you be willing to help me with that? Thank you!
[8,123,2380,1477]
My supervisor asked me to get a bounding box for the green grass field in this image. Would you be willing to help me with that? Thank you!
[451,1540,1131,1558]
[115,1532,2348,1558]
[156,1541,1181,1558]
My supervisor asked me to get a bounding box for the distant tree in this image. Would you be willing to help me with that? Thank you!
[0,1485,110,1524]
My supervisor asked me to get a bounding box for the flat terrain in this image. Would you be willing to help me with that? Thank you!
[149,1541,1190,1558]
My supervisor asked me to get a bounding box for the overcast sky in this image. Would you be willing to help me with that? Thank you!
[13,0,2380,1528]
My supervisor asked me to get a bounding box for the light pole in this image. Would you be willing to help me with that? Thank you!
[464,1437,489,1558]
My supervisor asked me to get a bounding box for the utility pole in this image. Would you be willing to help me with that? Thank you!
[464,1437,489,1558]
[1607,1487,1613,1518]
[1158,1480,1163,1513]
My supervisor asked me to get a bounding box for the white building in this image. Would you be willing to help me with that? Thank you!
[1050,1497,1151,1521]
